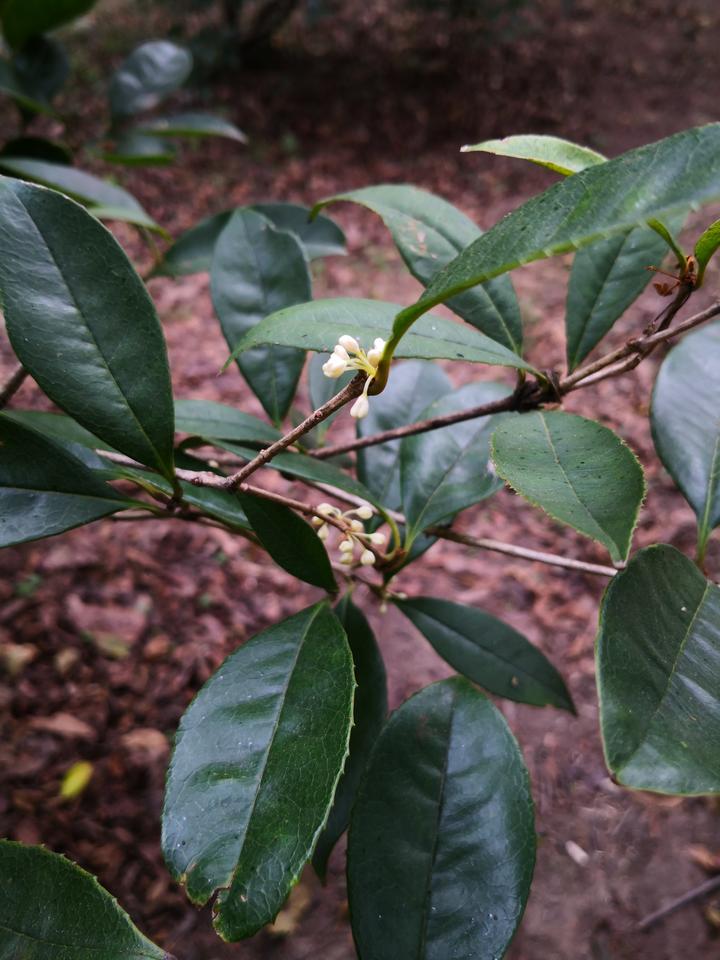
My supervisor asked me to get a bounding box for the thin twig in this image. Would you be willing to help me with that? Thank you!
[0,364,28,409]
[637,874,720,932]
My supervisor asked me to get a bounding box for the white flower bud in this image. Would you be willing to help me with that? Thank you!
[340,552,354,565]
[360,549,376,566]
[355,504,373,520]
[349,519,364,532]
[338,334,360,354]
[350,394,370,419]
[311,515,323,526]
[317,502,337,517]
[366,348,382,367]
[316,523,329,541]
[373,337,386,352]
[338,538,354,553]
[332,344,350,361]
[369,532,386,545]
[322,354,348,378]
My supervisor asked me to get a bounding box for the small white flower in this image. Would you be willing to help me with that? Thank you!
[316,523,329,541]
[355,504,373,520]
[373,337,386,352]
[333,344,350,361]
[350,394,370,419]
[366,347,382,366]
[349,519,364,532]
[322,354,348,378]
[369,532,386,546]
[360,549,376,566]
[317,502,338,517]
[338,538,355,553]
[338,334,360,353]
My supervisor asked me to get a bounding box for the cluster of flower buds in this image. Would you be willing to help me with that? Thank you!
[321,334,386,419]
[312,501,386,566]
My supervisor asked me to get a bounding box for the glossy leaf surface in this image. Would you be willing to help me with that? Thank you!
[401,381,509,542]
[695,217,720,285]
[237,491,336,592]
[358,359,451,511]
[348,677,535,960]
[492,411,644,564]
[109,41,192,117]
[461,134,605,175]
[317,185,522,351]
[163,603,355,939]
[651,321,720,556]
[0,840,169,959]
[0,180,175,477]
[252,202,347,259]
[136,111,247,142]
[313,596,388,879]
[566,218,682,369]
[597,545,720,794]
[400,124,720,336]
[104,132,176,166]
[211,208,310,422]
[175,398,280,445]
[230,298,536,372]
[0,415,131,547]
[396,596,573,711]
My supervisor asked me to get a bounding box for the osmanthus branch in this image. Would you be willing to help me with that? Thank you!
[311,298,720,460]
[0,364,28,409]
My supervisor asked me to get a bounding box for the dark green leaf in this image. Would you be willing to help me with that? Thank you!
[395,596,574,711]
[0,179,175,478]
[401,381,509,543]
[0,840,169,958]
[492,411,645,564]
[597,544,720,794]
[151,210,232,277]
[211,207,310,423]
[651,321,720,558]
[104,132,176,166]
[566,215,684,370]
[461,133,605,175]
[0,58,52,114]
[162,602,355,940]
[1,136,71,164]
[252,202,346,259]
[0,415,131,547]
[175,398,280,445]
[358,359,451,512]
[238,491,336,591]
[695,217,720,285]
[230,298,537,373]
[136,111,247,143]
[0,157,157,227]
[109,41,192,118]
[313,596,387,880]
[317,184,522,352]
[348,676,535,960]
[397,124,720,342]
[1,0,97,49]
[13,35,69,103]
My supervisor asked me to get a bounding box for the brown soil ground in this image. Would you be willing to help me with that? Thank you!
[2,1,720,958]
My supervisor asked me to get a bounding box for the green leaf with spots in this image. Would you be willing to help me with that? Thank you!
[0,414,133,548]
[0,840,171,958]
[491,411,645,564]
[597,544,720,794]
[395,596,574,712]
[651,321,720,560]
[0,180,175,478]
[211,207,311,423]
[347,677,535,960]
[316,184,523,352]
[229,298,537,373]
[401,381,510,543]
[238,491,336,592]
[313,595,388,879]
[461,133,606,175]
[162,602,355,940]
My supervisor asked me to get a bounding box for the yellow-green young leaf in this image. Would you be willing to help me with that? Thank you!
[395,596,574,712]
[647,217,687,267]
[162,603,355,941]
[313,595,388,880]
[229,298,537,374]
[491,411,645,565]
[60,760,94,799]
[395,124,720,346]
[651,321,720,560]
[695,217,720,285]
[0,179,175,478]
[0,415,133,548]
[347,677,535,960]
[597,545,720,794]
[315,185,523,352]
[0,841,171,958]
[460,133,606,175]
